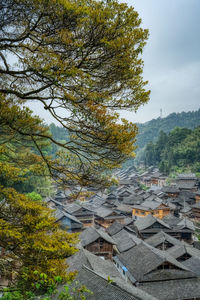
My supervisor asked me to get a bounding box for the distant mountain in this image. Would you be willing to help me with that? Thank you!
[136,109,200,151]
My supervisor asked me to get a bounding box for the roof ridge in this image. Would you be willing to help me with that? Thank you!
[81,265,157,300]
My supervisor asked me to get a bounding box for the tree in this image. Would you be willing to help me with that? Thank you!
[0,0,149,188]
[0,0,149,296]
[0,169,78,296]
[0,98,54,194]
[0,104,80,297]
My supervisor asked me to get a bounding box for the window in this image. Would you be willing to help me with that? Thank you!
[122,266,128,276]
[82,220,92,224]
[99,238,104,249]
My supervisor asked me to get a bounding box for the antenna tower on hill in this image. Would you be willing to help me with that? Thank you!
[160,108,163,119]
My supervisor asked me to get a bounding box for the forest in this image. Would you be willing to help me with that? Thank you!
[140,126,200,175]
[136,109,200,150]
[47,109,200,173]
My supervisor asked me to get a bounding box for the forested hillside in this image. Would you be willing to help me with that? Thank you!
[48,109,200,170]
[48,123,70,157]
[49,109,200,155]
[136,109,200,150]
[141,126,200,174]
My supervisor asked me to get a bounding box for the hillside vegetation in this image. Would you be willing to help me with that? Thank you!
[48,109,200,171]
[136,109,200,150]
[140,126,200,175]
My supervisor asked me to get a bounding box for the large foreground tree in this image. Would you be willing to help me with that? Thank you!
[0,0,149,187]
[0,0,149,296]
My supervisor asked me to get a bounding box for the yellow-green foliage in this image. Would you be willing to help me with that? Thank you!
[0,185,78,291]
[0,0,149,188]
[0,0,149,294]
[0,101,78,294]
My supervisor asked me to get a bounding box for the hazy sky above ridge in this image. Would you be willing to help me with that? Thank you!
[28,0,200,124]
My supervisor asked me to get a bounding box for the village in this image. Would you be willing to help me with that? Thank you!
[41,167,200,300]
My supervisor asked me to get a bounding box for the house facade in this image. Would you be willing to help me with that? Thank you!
[132,203,171,220]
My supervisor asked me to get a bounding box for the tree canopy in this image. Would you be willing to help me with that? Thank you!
[0,0,149,296]
[0,0,149,187]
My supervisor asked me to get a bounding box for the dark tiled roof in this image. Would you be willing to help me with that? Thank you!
[145,231,182,248]
[67,249,121,279]
[176,218,195,231]
[116,242,192,282]
[142,269,194,282]
[46,198,65,207]
[192,202,200,209]
[167,244,200,259]
[177,182,196,189]
[180,206,192,213]
[80,227,115,247]
[122,195,143,205]
[94,206,113,218]
[162,185,180,194]
[179,190,195,199]
[54,209,82,224]
[144,194,158,201]
[73,266,157,300]
[140,278,200,300]
[106,221,124,236]
[177,173,197,180]
[112,229,137,253]
[194,241,200,250]
[124,217,135,226]
[162,214,181,226]
[83,197,107,210]
[64,203,81,214]
[134,215,170,231]
[151,172,162,178]
[115,204,133,214]
[139,200,162,210]
[182,256,200,276]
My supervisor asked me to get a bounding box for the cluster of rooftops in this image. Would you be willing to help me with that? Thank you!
[45,167,200,299]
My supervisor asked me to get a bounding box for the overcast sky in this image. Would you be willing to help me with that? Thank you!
[29,0,200,124]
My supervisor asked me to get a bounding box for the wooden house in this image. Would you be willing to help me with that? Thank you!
[163,215,194,243]
[117,189,134,202]
[55,209,83,232]
[176,174,198,192]
[67,259,155,300]
[176,173,197,184]
[134,214,194,243]
[45,197,64,209]
[145,231,183,251]
[132,201,171,220]
[54,190,72,204]
[80,227,115,259]
[134,214,171,239]
[195,190,200,203]
[64,203,94,228]
[191,202,200,219]
[162,185,180,198]
[167,244,200,262]
[94,206,126,228]
[114,242,195,284]
[151,172,167,187]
